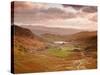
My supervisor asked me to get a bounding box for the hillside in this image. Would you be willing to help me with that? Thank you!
[65,31,97,43]
[13,25,34,38]
[12,25,47,73]
[12,25,46,52]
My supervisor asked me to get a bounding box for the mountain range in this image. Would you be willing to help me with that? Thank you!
[21,25,82,36]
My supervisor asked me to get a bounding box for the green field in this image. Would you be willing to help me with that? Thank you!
[47,45,77,58]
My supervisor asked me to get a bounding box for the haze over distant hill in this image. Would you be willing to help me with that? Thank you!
[21,25,82,36]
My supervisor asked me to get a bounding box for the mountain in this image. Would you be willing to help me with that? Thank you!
[21,25,82,36]
[65,31,97,53]
[65,31,97,43]
[12,25,46,52]
[12,25,34,38]
[11,25,47,73]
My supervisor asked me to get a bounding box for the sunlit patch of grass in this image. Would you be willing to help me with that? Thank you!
[47,46,74,58]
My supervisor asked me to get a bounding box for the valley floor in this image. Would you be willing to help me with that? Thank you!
[14,42,97,73]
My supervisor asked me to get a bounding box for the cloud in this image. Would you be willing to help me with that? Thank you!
[14,1,77,19]
[62,4,97,13]
[13,1,97,31]
[81,6,97,13]
[62,4,97,21]
[40,8,76,19]
[14,1,48,11]
[89,13,97,22]
[62,4,83,10]
[14,4,76,22]
[14,7,76,25]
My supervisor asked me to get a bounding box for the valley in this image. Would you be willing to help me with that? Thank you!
[12,25,97,73]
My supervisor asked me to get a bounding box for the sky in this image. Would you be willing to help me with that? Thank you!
[12,1,97,31]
